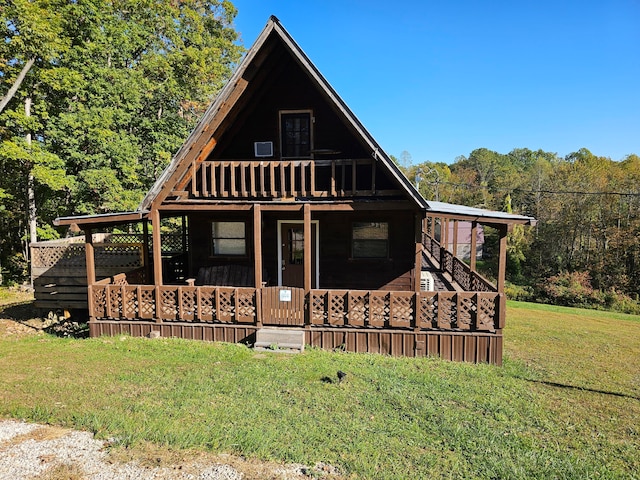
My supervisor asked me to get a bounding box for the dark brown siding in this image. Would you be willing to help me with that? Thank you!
[188,210,417,290]
[315,211,415,291]
[188,212,254,279]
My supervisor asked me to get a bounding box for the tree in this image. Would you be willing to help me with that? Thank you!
[0,0,243,282]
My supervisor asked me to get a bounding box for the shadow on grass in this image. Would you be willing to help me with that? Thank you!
[520,377,640,401]
[0,301,42,322]
[0,301,89,339]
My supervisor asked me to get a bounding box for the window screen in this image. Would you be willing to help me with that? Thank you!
[352,222,389,258]
[212,222,246,256]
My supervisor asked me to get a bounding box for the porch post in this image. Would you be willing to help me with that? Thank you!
[452,220,459,258]
[414,213,423,292]
[253,204,263,287]
[470,221,478,271]
[84,227,96,285]
[497,224,509,292]
[303,203,311,292]
[152,208,163,286]
[442,217,448,248]
[142,219,151,283]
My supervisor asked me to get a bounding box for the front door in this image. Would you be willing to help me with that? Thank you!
[279,222,318,288]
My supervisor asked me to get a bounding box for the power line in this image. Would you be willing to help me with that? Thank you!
[421,180,640,197]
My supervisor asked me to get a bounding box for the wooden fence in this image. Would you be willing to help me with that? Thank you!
[31,234,184,309]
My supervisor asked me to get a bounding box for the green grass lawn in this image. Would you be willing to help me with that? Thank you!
[1,293,639,479]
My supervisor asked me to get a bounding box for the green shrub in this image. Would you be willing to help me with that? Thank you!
[504,282,534,301]
[536,271,640,314]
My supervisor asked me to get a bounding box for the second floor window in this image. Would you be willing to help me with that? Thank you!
[280,110,312,158]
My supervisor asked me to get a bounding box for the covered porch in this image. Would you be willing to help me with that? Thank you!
[60,203,524,365]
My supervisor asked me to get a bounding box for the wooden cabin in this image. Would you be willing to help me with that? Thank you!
[53,16,535,364]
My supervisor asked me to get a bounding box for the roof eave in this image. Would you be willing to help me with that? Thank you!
[54,210,149,228]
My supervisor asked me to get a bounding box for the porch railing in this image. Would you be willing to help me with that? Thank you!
[89,275,503,332]
[186,159,401,199]
[422,232,496,293]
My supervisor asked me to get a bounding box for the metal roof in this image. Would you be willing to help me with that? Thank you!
[54,210,149,227]
[426,201,536,225]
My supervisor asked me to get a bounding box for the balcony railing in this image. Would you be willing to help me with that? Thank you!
[182,158,401,200]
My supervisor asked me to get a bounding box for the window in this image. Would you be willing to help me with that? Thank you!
[280,110,312,158]
[288,228,304,264]
[352,222,389,258]
[211,221,246,256]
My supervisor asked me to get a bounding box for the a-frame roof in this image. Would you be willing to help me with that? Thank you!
[56,16,536,228]
[139,15,428,211]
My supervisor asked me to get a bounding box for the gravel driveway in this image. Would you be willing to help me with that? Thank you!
[0,419,338,479]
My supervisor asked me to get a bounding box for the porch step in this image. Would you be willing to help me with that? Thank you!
[254,328,305,353]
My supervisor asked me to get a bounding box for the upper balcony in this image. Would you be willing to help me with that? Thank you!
[165,158,404,203]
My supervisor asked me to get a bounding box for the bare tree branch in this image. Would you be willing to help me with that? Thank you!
[0,57,35,114]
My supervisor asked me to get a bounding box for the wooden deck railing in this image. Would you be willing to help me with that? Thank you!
[89,276,503,332]
[422,232,496,293]
[186,158,400,199]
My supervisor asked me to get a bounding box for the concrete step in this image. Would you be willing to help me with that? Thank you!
[254,328,305,353]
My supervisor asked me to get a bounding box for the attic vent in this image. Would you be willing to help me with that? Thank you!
[254,141,273,157]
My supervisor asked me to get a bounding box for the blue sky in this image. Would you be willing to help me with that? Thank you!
[231,0,639,165]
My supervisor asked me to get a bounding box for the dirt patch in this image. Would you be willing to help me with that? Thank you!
[3,425,71,447]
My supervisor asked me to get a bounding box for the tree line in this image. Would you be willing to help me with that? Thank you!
[1,0,243,280]
[2,2,639,313]
[403,148,640,312]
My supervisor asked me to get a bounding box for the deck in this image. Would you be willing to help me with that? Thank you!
[86,232,505,364]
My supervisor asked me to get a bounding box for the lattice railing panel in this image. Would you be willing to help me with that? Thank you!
[456,293,475,330]
[347,292,367,327]
[158,287,178,320]
[471,274,495,293]
[217,289,235,323]
[309,291,328,325]
[436,292,456,330]
[368,292,389,328]
[198,287,216,322]
[139,286,156,319]
[430,239,441,264]
[91,285,107,318]
[442,250,454,276]
[389,292,413,328]
[453,258,471,291]
[328,291,348,326]
[122,286,138,319]
[179,287,197,322]
[477,293,498,331]
[416,292,437,329]
[236,288,257,323]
